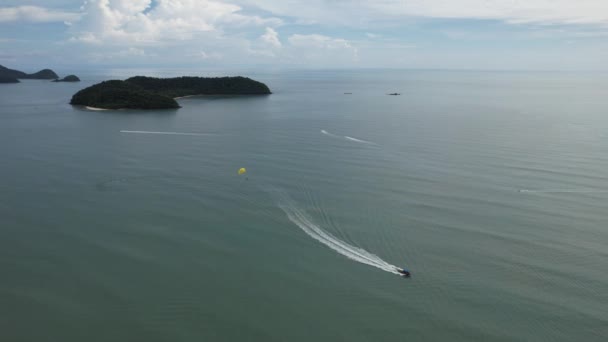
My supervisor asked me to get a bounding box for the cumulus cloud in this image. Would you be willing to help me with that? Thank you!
[70,0,282,44]
[260,27,281,47]
[4,0,606,69]
[0,5,80,23]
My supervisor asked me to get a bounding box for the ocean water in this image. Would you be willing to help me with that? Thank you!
[0,70,607,341]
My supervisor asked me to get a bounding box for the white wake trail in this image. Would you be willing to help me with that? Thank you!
[277,193,400,275]
[120,130,213,136]
[519,189,608,194]
[344,136,375,145]
[320,129,338,138]
[322,129,377,145]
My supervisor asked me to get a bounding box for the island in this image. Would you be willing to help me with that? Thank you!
[53,75,81,82]
[0,76,19,83]
[21,69,59,79]
[70,76,271,110]
[0,65,59,79]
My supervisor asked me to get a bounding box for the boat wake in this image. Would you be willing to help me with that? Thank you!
[320,129,339,138]
[321,129,377,145]
[519,189,608,194]
[344,136,375,145]
[120,130,214,136]
[275,190,400,275]
[85,106,108,111]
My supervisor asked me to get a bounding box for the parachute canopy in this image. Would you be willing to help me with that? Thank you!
[238,167,247,175]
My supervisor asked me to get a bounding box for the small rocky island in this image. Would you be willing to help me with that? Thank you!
[0,65,59,79]
[70,76,271,110]
[53,75,81,82]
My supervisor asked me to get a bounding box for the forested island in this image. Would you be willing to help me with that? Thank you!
[0,65,59,79]
[70,76,271,110]
[53,75,81,82]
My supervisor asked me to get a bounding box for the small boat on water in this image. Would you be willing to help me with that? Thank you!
[387,93,401,96]
[397,267,411,277]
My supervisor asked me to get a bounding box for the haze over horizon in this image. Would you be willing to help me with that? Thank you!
[1,0,608,71]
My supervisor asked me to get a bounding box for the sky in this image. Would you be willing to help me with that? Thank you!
[1,0,608,70]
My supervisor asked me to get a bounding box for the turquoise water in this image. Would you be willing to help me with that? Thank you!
[1,70,607,341]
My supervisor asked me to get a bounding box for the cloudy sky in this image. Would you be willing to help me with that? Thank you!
[1,0,608,70]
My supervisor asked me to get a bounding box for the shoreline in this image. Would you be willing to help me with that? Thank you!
[85,106,109,111]
[174,94,200,99]
[76,93,268,111]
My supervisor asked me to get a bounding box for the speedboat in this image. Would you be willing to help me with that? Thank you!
[397,268,411,277]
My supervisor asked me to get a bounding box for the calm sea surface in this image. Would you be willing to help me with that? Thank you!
[1,70,607,341]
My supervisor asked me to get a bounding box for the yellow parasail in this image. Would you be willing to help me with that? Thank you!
[238,167,247,175]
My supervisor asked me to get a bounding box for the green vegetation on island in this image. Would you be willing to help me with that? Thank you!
[70,76,271,110]
[70,80,180,110]
[0,65,59,79]
[125,76,271,98]
[53,75,81,82]
[0,76,20,83]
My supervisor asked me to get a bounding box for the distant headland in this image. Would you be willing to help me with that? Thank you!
[70,76,271,110]
[0,64,80,82]
[0,65,59,79]
[53,75,81,82]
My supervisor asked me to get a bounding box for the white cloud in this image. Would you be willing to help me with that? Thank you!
[70,0,282,44]
[0,5,80,23]
[288,34,353,50]
[237,0,608,26]
[370,0,608,25]
[117,47,146,57]
[87,46,154,62]
[260,27,281,47]
[5,0,606,69]
[190,50,223,60]
[287,34,358,64]
[69,31,101,44]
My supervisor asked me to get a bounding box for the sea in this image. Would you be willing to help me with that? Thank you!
[1,69,607,341]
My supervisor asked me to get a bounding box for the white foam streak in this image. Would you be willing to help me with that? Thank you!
[277,194,400,275]
[120,130,212,136]
[322,129,377,145]
[320,129,338,138]
[519,189,608,193]
[85,106,108,111]
[344,136,375,144]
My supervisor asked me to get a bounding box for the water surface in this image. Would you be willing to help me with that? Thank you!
[1,70,607,341]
